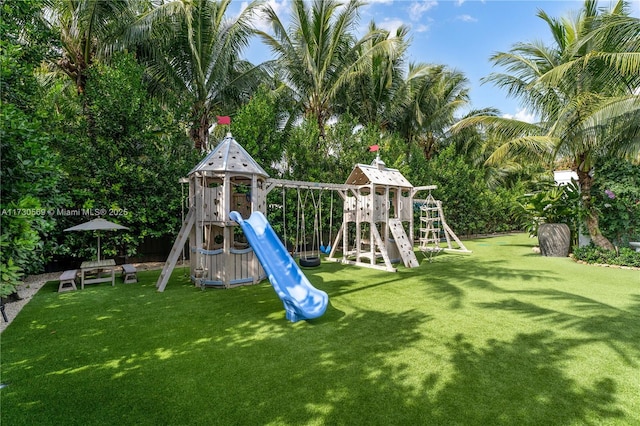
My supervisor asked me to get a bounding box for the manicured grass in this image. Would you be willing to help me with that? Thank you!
[1,233,639,425]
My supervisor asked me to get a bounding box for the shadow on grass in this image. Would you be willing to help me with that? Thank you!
[478,292,640,367]
[422,331,623,425]
[410,254,561,309]
[0,266,627,425]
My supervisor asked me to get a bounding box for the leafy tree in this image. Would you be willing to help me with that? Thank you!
[0,0,56,111]
[0,0,64,296]
[0,105,64,296]
[46,53,198,260]
[44,0,137,146]
[341,22,410,130]
[231,84,287,174]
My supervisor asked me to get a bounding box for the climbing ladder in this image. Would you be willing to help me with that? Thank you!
[419,194,471,259]
[388,218,419,268]
[419,195,443,260]
[156,208,195,292]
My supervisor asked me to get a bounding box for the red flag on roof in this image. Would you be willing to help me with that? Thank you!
[217,116,231,125]
[369,144,379,152]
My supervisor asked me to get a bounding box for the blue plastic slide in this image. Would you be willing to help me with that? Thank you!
[230,211,329,322]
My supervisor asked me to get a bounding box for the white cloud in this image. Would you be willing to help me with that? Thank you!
[503,108,536,123]
[455,0,465,6]
[250,0,289,33]
[415,23,430,33]
[456,0,485,5]
[378,18,407,34]
[408,0,438,21]
[455,14,477,22]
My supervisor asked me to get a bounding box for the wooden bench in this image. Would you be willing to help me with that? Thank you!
[58,269,78,292]
[122,264,137,284]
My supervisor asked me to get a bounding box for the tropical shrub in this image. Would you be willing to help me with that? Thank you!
[591,159,640,246]
[408,145,523,236]
[518,180,581,242]
[572,245,640,268]
[0,104,63,295]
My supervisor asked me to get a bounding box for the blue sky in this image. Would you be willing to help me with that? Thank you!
[234,0,640,121]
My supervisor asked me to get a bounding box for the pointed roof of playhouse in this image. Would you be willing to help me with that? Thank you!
[345,157,413,188]
[190,133,269,177]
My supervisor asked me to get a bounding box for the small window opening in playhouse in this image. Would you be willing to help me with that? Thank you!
[388,191,396,216]
[346,222,358,249]
[360,188,371,196]
[401,190,410,198]
[231,176,252,218]
[233,225,248,248]
[207,225,224,249]
[207,177,222,188]
[359,222,372,249]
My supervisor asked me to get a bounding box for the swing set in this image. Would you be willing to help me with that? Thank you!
[271,183,340,269]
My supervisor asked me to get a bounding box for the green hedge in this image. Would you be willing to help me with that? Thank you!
[572,244,640,268]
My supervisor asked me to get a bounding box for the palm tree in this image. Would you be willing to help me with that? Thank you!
[46,0,135,142]
[391,63,469,159]
[130,0,264,151]
[49,0,133,95]
[339,22,469,160]
[340,22,411,129]
[257,0,400,143]
[452,0,640,250]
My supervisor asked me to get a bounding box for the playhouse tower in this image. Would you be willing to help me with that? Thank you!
[327,157,423,272]
[189,133,269,288]
[156,133,269,290]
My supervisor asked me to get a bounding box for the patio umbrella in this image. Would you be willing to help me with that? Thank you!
[64,218,129,261]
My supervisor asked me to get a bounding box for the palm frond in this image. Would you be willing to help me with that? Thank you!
[486,135,558,167]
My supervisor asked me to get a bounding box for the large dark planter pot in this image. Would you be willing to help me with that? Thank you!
[538,223,571,257]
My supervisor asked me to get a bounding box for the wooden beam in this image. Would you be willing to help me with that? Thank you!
[265,178,359,195]
[325,257,397,272]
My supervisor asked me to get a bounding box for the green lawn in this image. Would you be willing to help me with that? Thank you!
[1,233,639,425]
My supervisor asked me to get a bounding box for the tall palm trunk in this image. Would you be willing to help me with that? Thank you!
[190,107,210,152]
[58,51,96,144]
[576,160,615,250]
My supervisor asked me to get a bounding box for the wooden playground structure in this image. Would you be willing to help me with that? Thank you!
[156,133,469,291]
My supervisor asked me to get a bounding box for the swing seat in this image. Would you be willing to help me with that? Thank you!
[299,256,321,268]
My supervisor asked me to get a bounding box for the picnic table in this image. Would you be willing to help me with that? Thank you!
[80,259,116,289]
